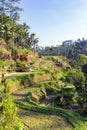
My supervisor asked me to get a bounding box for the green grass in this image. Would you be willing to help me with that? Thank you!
[19,109,72,130]
[15,101,85,129]
[45,56,70,67]
[26,80,62,104]
[1,70,52,94]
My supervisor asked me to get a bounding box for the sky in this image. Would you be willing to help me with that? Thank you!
[19,0,87,47]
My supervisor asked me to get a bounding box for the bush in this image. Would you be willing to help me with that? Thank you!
[54,85,76,106]
[0,95,24,130]
[65,69,86,92]
[16,59,28,72]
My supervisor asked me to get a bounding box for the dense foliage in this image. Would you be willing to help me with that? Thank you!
[0,95,23,130]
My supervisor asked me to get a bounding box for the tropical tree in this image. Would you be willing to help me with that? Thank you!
[14,22,30,47]
[0,0,22,44]
[82,63,87,76]
[0,14,16,43]
[66,69,87,113]
[0,0,22,20]
[29,33,39,53]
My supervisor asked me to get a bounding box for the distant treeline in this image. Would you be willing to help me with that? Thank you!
[38,39,87,59]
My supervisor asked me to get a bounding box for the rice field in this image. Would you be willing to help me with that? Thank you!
[19,109,72,130]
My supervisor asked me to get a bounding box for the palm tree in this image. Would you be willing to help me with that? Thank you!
[14,23,30,47]
[30,33,39,54]
[0,14,16,44]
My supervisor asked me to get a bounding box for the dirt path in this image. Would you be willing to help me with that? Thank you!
[0,71,39,79]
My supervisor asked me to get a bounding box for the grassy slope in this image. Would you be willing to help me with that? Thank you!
[3,70,86,130]
[19,109,72,130]
[0,55,87,130]
[16,102,84,127]
[11,83,72,130]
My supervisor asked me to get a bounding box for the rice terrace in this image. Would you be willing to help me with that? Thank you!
[0,0,87,130]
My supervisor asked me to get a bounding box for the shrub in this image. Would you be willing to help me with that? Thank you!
[54,85,76,106]
[0,95,24,130]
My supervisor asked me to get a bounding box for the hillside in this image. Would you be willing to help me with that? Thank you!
[0,65,87,129]
[18,109,72,130]
[0,38,87,129]
[0,36,87,129]
[0,2,87,129]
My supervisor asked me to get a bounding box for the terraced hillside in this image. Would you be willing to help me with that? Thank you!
[1,2,87,130]
[11,74,72,130]
[5,70,85,130]
[10,71,67,129]
[0,55,87,130]
[18,109,72,130]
